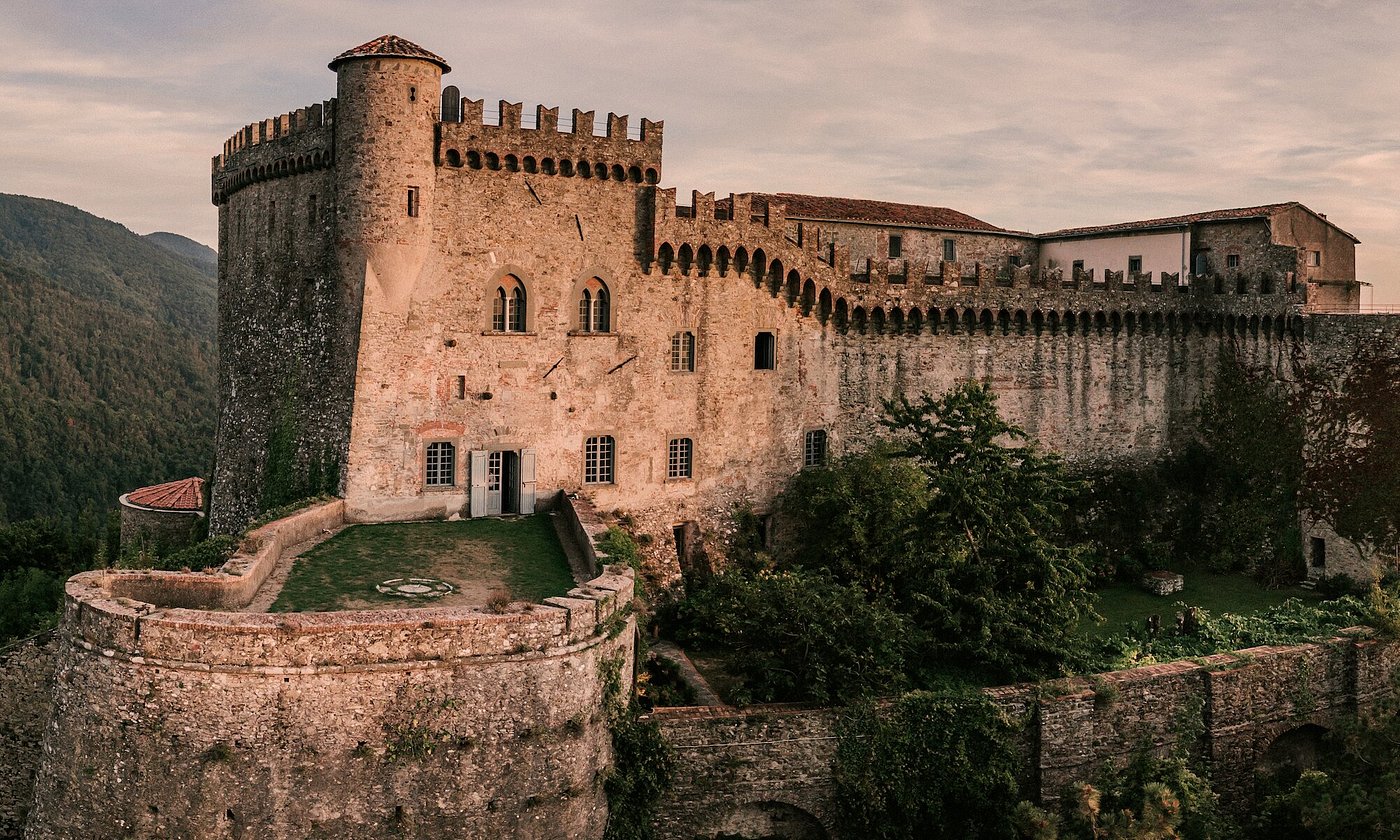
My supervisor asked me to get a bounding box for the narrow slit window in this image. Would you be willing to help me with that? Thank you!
[407,187,419,218]
[804,430,827,468]
[670,331,695,372]
[754,332,775,370]
[454,376,466,399]
[888,234,902,259]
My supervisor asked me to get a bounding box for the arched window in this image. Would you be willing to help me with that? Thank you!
[578,278,610,332]
[492,275,527,332]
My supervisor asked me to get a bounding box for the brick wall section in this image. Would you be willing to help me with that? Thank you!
[0,633,56,840]
[646,637,1400,837]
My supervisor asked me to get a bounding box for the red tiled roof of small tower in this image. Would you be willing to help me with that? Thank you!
[1040,201,1360,242]
[328,35,451,73]
[738,193,1012,233]
[126,477,204,512]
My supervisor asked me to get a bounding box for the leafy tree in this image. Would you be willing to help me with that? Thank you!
[1296,339,1400,562]
[670,567,910,704]
[834,689,1022,839]
[877,383,1095,680]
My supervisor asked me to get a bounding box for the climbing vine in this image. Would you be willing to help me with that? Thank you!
[601,653,675,840]
[833,688,1023,840]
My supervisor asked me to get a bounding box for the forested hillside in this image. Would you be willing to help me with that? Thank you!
[0,194,218,526]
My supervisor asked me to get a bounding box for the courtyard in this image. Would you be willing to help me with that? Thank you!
[265,515,577,612]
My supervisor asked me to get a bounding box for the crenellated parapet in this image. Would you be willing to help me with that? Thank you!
[438,97,662,184]
[210,99,337,204]
[649,189,1308,342]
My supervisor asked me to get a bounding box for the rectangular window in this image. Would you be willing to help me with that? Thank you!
[754,332,775,370]
[1128,255,1142,275]
[584,435,615,484]
[670,331,695,372]
[888,234,902,259]
[667,438,693,479]
[1307,250,1321,267]
[454,375,466,400]
[1072,259,1085,274]
[1226,254,1240,269]
[942,238,957,262]
[407,187,419,217]
[804,430,828,468]
[425,441,456,486]
[308,194,317,225]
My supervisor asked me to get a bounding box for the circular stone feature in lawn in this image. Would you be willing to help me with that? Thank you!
[376,578,456,598]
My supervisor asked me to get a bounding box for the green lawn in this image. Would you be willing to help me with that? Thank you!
[269,515,575,612]
[1082,572,1323,639]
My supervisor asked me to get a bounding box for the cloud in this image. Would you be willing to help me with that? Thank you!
[1,0,1397,302]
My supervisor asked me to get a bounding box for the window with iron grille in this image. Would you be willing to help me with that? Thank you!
[584,435,614,484]
[668,438,693,479]
[804,430,827,468]
[425,441,456,486]
[670,331,695,372]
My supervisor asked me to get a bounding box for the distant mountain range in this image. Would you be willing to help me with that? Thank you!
[0,193,218,525]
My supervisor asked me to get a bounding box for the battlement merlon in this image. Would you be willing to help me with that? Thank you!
[438,98,663,176]
[210,99,337,204]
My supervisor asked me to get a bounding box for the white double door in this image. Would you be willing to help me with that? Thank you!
[469,448,536,517]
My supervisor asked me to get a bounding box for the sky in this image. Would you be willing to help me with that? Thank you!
[3,0,1399,305]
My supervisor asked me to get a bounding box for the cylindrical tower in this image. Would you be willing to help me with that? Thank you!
[330,35,449,309]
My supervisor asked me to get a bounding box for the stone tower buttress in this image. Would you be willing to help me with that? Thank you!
[330,37,449,312]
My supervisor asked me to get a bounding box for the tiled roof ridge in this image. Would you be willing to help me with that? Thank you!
[1037,202,1305,238]
[725,192,1010,233]
[329,35,451,73]
[127,477,205,512]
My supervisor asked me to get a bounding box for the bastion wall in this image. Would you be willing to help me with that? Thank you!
[20,496,638,840]
[648,634,1400,839]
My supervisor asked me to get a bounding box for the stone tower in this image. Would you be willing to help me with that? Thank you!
[329,35,449,313]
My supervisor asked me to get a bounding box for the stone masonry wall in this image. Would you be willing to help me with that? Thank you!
[24,559,636,839]
[0,633,56,840]
[648,636,1400,839]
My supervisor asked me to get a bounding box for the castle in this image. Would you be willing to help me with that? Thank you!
[6,35,1399,840]
[204,34,1376,576]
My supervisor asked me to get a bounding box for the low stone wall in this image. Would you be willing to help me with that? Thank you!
[24,501,638,840]
[561,492,610,578]
[102,498,344,610]
[647,635,1400,839]
[0,633,57,840]
[650,704,841,840]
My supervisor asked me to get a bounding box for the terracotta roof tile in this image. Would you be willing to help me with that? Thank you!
[1038,201,1357,241]
[736,193,1011,233]
[127,477,205,512]
[329,35,451,73]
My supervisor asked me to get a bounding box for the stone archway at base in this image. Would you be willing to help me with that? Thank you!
[712,801,829,840]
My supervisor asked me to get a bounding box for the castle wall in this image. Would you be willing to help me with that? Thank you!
[211,159,358,534]
[647,636,1400,839]
[24,564,636,840]
[0,633,56,840]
